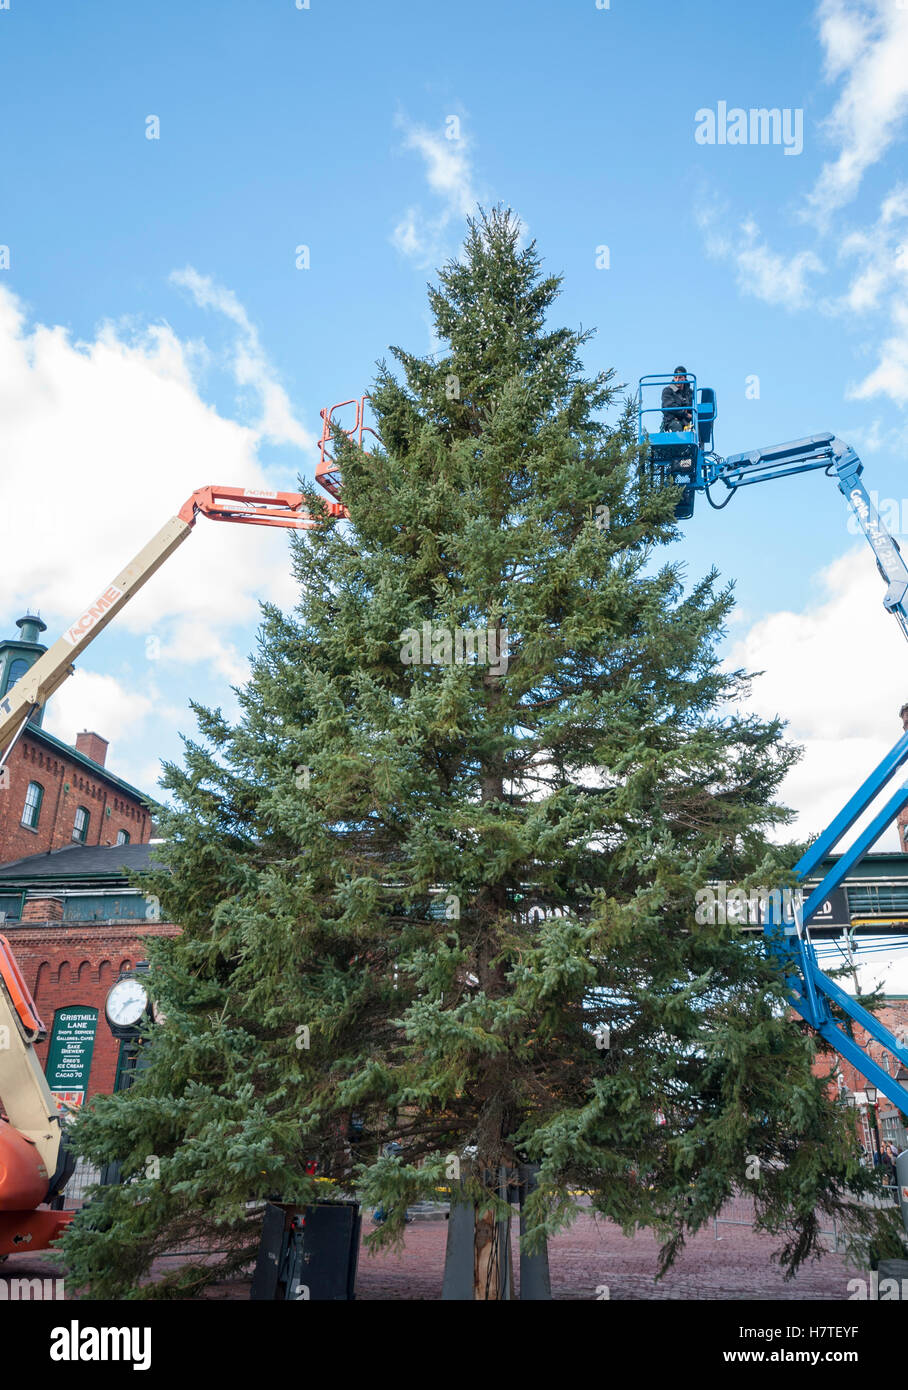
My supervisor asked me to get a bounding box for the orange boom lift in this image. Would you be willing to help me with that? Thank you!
[0,397,369,1253]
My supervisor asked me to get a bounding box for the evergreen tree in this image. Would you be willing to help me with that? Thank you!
[63,208,902,1300]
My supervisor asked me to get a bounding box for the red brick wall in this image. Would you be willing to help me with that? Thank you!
[811,999,908,1145]
[3,918,179,1101]
[812,999,908,1089]
[897,805,908,853]
[0,733,150,864]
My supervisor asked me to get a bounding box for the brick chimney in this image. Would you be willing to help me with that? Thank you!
[899,705,908,851]
[22,895,64,922]
[75,730,109,767]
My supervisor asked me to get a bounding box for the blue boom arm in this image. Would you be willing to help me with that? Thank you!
[709,434,908,644]
[702,430,908,1114]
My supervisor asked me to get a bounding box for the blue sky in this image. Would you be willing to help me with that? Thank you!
[2,0,908,987]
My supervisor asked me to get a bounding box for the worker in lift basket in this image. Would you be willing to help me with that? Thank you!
[660,366,694,477]
[661,366,693,432]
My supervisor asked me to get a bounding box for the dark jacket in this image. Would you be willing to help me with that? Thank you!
[661,381,692,428]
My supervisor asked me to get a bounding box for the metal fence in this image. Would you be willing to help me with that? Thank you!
[61,1157,103,1208]
[712,1190,897,1253]
[713,1194,845,1252]
[59,1158,235,1263]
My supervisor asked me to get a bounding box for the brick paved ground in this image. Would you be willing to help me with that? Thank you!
[0,1197,865,1300]
[351,1206,858,1301]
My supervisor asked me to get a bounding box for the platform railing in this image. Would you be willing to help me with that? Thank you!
[316,395,382,500]
[637,373,699,439]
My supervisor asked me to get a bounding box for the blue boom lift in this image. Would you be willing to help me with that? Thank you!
[639,372,908,1117]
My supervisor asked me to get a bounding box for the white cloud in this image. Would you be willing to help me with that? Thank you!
[157,618,251,688]
[42,669,154,763]
[0,282,302,680]
[835,416,905,454]
[696,180,908,409]
[694,5,908,327]
[392,211,424,259]
[806,0,908,223]
[397,120,477,218]
[697,206,825,308]
[827,185,908,315]
[815,184,908,403]
[169,267,314,449]
[848,299,908,403]
[391,114,482,266]
[725,547,908,849]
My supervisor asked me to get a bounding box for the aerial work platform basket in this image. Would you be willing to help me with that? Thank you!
[316,395,380,501]
[637,373,717,519]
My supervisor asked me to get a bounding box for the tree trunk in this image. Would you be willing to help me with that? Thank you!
[473,1205,501,1300]
[472,634,510,1299]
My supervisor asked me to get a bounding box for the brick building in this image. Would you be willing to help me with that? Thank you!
[0,843,178,1104]
[812,999,908,1153]
[0,614,154,862]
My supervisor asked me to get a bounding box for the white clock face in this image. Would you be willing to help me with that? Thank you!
[106,976,148,1027]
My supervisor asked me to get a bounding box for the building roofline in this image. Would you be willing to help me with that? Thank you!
[3,638,48,654]
[821,852,908,862]
[25,725,159,808]
[0,872,150,883]
[0,842,165,882]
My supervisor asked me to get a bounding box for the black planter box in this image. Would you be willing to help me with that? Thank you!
[250,1200,361,1301]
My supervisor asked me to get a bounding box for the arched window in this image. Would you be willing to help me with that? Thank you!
[5,657,30,695]
[21,780,43,829]
[116,829,130,846]
[72,806,90,843]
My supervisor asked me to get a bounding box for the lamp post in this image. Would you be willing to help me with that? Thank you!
[865,1084,881,1169]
